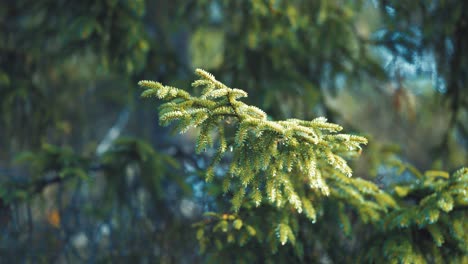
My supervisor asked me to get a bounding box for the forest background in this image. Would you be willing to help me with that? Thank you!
[0,0,467,263]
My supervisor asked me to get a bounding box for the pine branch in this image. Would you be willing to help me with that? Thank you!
[140,69,369,216]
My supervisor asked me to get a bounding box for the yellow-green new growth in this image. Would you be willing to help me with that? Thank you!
[140,69,367,215]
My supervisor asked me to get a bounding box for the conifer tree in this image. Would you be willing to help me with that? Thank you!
[140,69,468,262]
[1,0,467,262]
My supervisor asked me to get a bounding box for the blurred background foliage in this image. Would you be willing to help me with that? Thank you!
[0,0,466,263]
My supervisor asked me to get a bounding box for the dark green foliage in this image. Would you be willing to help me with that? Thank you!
[0,138,194,261]
[184,0,386,118]
[1,144,89,204]
[1,0,467,263]
[0,0,153,152]
[101,137,190,202]
[1,138,186,206]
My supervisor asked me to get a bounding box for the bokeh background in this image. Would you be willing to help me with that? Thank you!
[0,0,467,262]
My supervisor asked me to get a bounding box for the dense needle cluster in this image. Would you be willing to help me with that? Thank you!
[140,69,367,215]
[140,70,467,261]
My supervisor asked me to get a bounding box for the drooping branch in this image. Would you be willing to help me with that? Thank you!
[140,69,369,215]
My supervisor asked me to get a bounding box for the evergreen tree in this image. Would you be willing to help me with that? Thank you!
[0,0,466,263]
[140,69,467,263]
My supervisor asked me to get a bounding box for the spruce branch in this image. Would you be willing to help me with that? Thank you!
[363,167,468,263]
[140,69,368,216]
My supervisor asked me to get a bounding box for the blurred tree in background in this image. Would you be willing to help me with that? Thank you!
[0,0,466,263]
